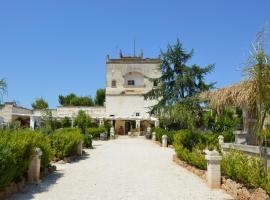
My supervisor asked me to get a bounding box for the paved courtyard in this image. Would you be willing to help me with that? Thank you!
[9,137,233,200]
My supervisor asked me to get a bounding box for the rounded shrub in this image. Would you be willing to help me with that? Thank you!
[50,128,83,159]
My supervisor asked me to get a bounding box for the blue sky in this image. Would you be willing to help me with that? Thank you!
[0,0,269,108]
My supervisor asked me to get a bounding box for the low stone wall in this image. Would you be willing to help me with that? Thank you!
[221,143,270,168]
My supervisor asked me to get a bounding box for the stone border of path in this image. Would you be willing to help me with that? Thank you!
[150,138,269,200]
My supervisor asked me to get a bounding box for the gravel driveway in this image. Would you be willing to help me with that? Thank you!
[9,137,233,200]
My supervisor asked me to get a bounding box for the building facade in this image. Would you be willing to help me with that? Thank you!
[105,54,161,135]
[0,53,161,134]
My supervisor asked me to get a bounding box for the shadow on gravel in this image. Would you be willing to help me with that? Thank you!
[8,171,64,200]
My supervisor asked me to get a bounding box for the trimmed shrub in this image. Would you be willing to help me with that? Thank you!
[0,130,52,190]
[173,129,220,170]
[50,128,83,159]
[221,151,270,193]
[83,133,92,148]
[173,130,207,169]
[87,127,106,139]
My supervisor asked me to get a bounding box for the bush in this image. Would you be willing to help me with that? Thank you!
[83,133,92,148]
[221,151,270,193]
[50,128,83,159]
[173,129,220,170]
[173,130,207,169]
[87,127,106,139]
[0,130,52,190]
[152,128,175,144]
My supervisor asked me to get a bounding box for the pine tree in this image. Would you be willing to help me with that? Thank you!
[144,39,214,129]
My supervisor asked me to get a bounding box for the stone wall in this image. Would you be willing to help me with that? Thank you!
[56,106,106,119]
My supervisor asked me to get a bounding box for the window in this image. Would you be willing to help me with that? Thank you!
[128,80,135,86]
[153,80,158,87]
[111,80,116,88]
[136,112,140,116]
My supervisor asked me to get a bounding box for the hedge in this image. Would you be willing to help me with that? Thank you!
[0,130,52,190]
[87,127,106,139]
[221,151,270,194]
[50,128,83,159]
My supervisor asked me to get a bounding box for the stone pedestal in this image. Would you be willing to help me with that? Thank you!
[110,127,115,139]
[28,148,43,184]
[77,140,83,156]
[154,120,159,128]
[162,135,168,147]
[152,132,156,141]
[218,135,224,146]
[30,116,35,130]
[205,150,222,189]
[234,130,247,144]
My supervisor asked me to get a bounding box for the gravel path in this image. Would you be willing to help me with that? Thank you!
[9,137,233,200]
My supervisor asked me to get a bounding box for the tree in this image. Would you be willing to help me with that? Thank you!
[58,93,94,106]
[243,29,270,148]
[32,97,49,110]
[61,117,71,128]
[74,110,91,134]
[95,89,105,106]
[0,78,7,103]
[144,39,214,129]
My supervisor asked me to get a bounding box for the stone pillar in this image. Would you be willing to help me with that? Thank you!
[77,140,83,156]
[218,135,224,146]
[99,118,104,127]
[136,120,140,129]
[234,130,247,144]
[205,150,222,189]
[162,135,168,147]
[152,132,156,141]
[30,116,35,130]
[110,127,115,139]
[28,148,43,184]
[154,120,159,128]
[71,118,74,128]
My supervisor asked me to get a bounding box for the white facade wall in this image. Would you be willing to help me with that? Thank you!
[106,95,157,119]
[105,56,161,119]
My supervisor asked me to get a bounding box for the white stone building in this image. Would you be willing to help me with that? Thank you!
[0,53,161,134]
[105,54,161,135]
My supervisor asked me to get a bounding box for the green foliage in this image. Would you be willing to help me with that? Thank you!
[0,130,52,190]
[243,29,270,147]
[61,117,71,128]
[50,128,83,159]
[58,93,94,106]
[152,128,175,145]
[74,110,91,134]
[40,109,57,134]
[95,89,105,106]
[144,39,214,128]
[202,108,242,133]
[173,129,220,170]
[88,127,107,139]
[83,133,92,148]
[221,151,270,193]
[31,97,49,110]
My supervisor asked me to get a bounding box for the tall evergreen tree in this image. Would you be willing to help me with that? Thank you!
[95,89,105,106]
[144,39,215,129]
